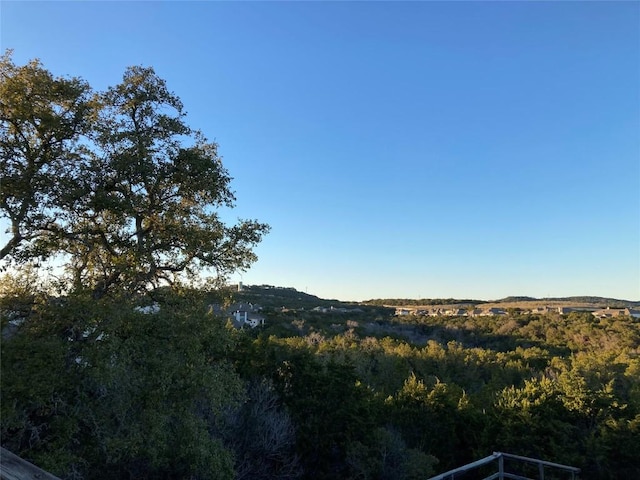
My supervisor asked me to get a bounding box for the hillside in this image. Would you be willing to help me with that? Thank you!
[234,284,354,310]
[364,295,639,310]
[231,285,640,314]
[542,296,640,307]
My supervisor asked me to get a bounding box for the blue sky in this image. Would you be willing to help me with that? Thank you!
[2,1,639,301]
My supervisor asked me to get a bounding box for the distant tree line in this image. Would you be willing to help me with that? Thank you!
[363,298,487,306]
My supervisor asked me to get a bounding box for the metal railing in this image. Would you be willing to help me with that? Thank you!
[428,451,580,480]
[1,447,62,480]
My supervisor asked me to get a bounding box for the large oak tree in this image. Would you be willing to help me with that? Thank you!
[0,53,269,297]
[1,53,273,480]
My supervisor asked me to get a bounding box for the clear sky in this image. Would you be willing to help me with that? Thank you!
[2,1,639,302]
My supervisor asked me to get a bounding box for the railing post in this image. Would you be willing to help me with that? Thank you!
[427,451,579,480]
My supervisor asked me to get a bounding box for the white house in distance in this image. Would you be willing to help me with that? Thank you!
[232,308,265,328]
[209,302,265,329]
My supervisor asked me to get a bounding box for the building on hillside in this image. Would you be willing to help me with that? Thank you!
[531,306,553,314]
[480,308,506,316]
[232,310,265,328]
[228,302,264,328]
[442,308,467,316]
[592,307,632,319]
[209,302,265,329]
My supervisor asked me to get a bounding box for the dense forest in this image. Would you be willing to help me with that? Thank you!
[2,54,639,479]
[3,281,639,479]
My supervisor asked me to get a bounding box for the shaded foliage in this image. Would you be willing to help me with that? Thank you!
[221,378,301,480]
[232,308,640,480]
[3,281,639,479]
[1,290,244,479]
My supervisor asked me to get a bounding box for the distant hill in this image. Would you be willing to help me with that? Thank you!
[496,296,640,308]
[231,286,640,310]
[233,284,350,310]
[498,296,538,303]
[544,296,640,308]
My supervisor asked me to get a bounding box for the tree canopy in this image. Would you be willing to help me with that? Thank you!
[0,53,269,297]
[1,54,279,480]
